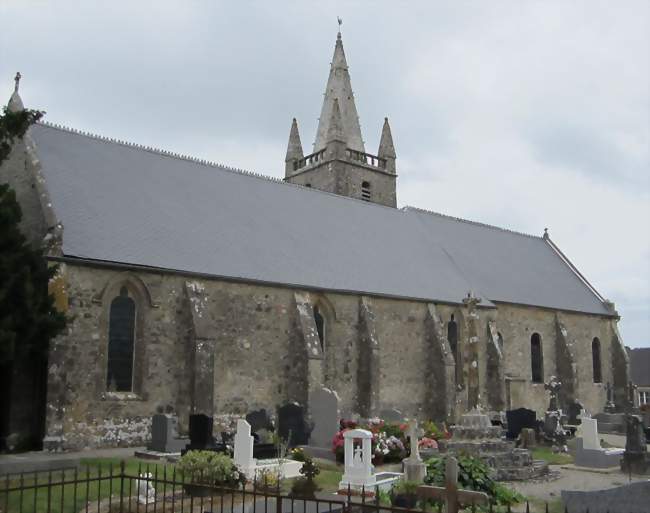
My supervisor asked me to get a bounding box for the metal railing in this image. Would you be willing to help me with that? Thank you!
[0,461,630,513]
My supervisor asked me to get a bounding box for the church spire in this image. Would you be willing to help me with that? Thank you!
[8,72,24,113]
[378,117,396,174]
[284,118,304,177]
[313,31,365,153]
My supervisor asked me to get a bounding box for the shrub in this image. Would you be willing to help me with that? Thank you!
[177,451,245,487]
[424,455,524,506]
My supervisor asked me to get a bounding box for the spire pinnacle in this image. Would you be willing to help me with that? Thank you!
[285,118,304,163]
[378,117,396,159]
[313,30,365,153]
[7,72,24,112]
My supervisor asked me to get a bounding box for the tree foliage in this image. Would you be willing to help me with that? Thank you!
[0,106,66,363]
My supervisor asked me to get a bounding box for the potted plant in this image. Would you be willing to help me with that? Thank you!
[255,468,281,493]
[290,457,321,498]
[177,450,246,497]
[391,480,420,508]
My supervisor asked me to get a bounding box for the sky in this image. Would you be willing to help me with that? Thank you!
[1,1,648,347]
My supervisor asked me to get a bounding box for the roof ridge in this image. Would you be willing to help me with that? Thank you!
[402,205,540,239]
[36,120,401,211]
[37,120,290,184]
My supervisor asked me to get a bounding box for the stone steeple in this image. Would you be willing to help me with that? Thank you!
[284,118,304,177]
[8,72,24,113]
[378,117,396,174]
[313,32,365,153]
[284,30,397,207]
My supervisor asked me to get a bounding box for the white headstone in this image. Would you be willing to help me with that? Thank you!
[310,387,340,448]
[234,419,256,472]
[340,428,376,488]
[581,417,601,450]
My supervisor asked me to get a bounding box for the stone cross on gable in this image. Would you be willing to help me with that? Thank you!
[416,457,489,513]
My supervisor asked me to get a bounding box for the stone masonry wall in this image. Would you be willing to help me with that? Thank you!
[47,262,616,449]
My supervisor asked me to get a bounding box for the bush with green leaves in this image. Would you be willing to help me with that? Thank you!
[424,455,524,506]
[177,451,245,487]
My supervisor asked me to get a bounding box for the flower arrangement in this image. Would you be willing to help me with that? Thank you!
[290,447,307,462]
[418,437,438,450]
[332,417,446,464]
[255,468,281,491]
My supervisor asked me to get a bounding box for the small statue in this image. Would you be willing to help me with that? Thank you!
[136,473,156,505]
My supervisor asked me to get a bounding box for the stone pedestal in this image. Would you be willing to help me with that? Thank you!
[444,409,548,481]
[404,460,427,483]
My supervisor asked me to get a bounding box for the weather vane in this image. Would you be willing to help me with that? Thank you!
[14,72,21,92]
[337,16,342,30]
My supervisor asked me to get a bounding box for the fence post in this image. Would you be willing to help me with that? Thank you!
[119,460,126,513]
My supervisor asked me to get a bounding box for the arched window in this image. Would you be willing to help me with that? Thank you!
[313,305,325,353]
[447,315,461,385]
[107,286,136,392]
[361,181,371,201]
[592,337,602,383]
[530,333,544,383]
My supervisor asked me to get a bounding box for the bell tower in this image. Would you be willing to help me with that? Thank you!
[284,31,397,207]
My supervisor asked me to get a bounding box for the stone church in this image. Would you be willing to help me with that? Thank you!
[1,31,630,450]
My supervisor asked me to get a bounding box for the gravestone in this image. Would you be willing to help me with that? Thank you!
[506,408,536,440]
[246,409,274,434]
[562,481,650,513]
[379,408,402,422]
[187,414,215,450]
[403,419,427,482]
[575,412,624,468]
[338,429,376,490]
[621,414,649,474]
[234,419,256,476]
[309,388,339,448]
[148,414,186,453]
[278,403,309,446]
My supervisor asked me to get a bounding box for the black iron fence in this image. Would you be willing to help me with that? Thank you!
[0,462,638,513]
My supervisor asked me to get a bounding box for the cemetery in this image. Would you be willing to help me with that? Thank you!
[5,377,648,512]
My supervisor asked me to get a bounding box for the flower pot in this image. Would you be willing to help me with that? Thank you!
[393,494,418,508]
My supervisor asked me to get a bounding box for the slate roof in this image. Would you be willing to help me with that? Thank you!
[629,348,650,386]
[29,122,612,316]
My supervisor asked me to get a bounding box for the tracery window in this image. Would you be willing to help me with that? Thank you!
[314,305,326,353]
[530,333,544,383]
[592,337,602,383]
[106,286,136,392]
[447,315,462,385]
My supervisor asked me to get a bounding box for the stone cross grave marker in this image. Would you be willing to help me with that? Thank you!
[309,387,339,448]
[406,419,421,463]
[416,456,489,513]
[404,419,427,482]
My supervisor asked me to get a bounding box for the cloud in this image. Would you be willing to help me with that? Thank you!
[1,0,647,346]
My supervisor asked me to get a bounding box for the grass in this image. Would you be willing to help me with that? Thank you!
[531,447,573,465]
[0,458,177,513]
